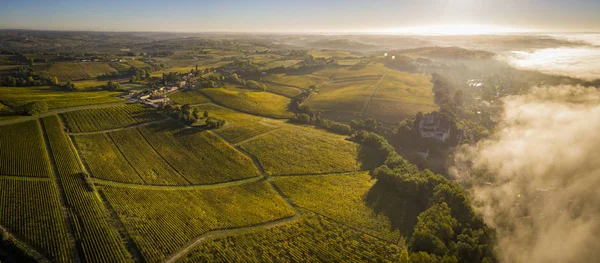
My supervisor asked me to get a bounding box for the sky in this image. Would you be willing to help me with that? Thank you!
[1,0,600,33]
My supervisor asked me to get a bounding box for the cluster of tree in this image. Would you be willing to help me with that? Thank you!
[344,128,496,262]
[0,228,37,263]
[102,81,121,91]
[162,72,180,85]
[292,111,352,135]
[289,86,316,112]
[62,80,77,91]
[22,101,48,116]
[0,75,58,87]
[160,104,225,128]
[98,66,152,82]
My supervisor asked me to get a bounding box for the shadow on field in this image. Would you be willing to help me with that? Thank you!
[364,181,427,237]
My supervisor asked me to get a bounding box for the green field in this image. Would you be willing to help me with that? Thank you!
[240,127,365,175]
[47,62,117,81]
[71,79,109,90]
[0,120,52,177]
[332,63,386,80]
[274,172,402,243]
[192,104,279,144]
[259,81,302,97]
[309,50,359,58]
[305,79,379,113]
[364,70,437,122]
[260,59,302,70]
[108,62,131,72]
[168,90,211,105]
[125,60,151,68]
[75,121,260,185]
[42,116,132,263]
[199,86,293,118]
[0,86,121,111]
[177,213,402,262]
[61,104,164,132]
[100,181,296,263]
[0,178,73,262]
[262,73,329,89]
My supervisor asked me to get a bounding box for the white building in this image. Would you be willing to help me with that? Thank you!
[419,114,450,142]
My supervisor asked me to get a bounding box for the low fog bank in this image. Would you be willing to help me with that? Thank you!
[500,48,600,81]
[451,85,600,263]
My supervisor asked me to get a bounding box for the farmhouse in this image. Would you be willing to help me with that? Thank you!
[418,114,450,142]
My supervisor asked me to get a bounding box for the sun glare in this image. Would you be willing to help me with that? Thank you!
[374,24,528,36]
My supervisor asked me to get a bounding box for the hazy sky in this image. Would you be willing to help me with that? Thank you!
[1,0,599,33]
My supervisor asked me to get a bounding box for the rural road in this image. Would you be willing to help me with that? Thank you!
[360,68,388,116]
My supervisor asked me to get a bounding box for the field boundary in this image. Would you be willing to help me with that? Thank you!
[92,174,265,190]
[66,118,170,135]
[360,68,387,116]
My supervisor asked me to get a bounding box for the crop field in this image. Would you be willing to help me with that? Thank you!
[42,116,132,263]
[125,60,151,68]
[311,67,340,78]
[0,86,121,111]
[138,122,260,184]
[177,214,402,263]
[248,54,281,64]
[100,181,296,263]
[309,50,359,58]
[337,59,362,65]
[71,79,108,90]
[47,62,88,81]
[78,62,118,78]
[192,104,279,143]
[364,70,437,122]
[199,86,293,119]
[74,133,143,184]
[258,81,301,97]
[108,128,188,185]
[0,120,52,177]
[108,62,131,72]
[305,79,379,113]
[274,172,402,243]
[239,127,364,175]
[168,90,211,105]
[262,73,329,89]
[61,104,164,133]
[332,63,386,80]
[260,59,302,70]
[0,178,73,262]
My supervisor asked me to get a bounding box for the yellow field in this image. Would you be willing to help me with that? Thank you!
[305,79,378,113]
[46,62,118,81]
[263,73,329,89]
[309,50,359,58]
[199,85,293,118]
[0,86,122,110]
[333,63,386,80]
[71,79,109,90]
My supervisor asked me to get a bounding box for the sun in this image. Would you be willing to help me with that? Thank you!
[374,24,527,36]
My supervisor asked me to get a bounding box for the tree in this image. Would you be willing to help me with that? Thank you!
[24,101,48,116]
[203,110,209,118]
[295,113,311,124]
[64,81,77,91]
[105,81,121,91]
[192,108,200,120]
[409,203,457,256]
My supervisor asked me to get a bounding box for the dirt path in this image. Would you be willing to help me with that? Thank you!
[92,174,265,191]
[233,128,281,145]
[0,101,127,126]
[360,69,388,116]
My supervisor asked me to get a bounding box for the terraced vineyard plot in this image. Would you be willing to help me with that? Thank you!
[168,90,211,105]
[274,172,402,243]
[108,128,188,185]
[263,73,328,88]
[0,86,121,110]
[0,120,52,177]
[200,86,293,118]
[78,62,117,78]
[73,133,143,184]
[100,181,296,263]
[193,104,279,143]
[42,116,132,263]
[0,178,72,262]
[139,122,260,184]
[61,104,164,133]
[240,127,363,175]
[177,214,402,263]
[305,79,379,113]
[258,81,301,98]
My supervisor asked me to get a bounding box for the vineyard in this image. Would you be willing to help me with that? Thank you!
[0,178,73,262]
[273,172,402,243]
[168,90,211,105]
[263,73,328,89]
[61,104,164,133]
[192,103,279,143]
[0,86,121,111]
[177,213,402,263]
[99,181,296,263]
[138,122,260,184]
[73,133,144,184]
[304,79,379,113]
[42,116,132,263]
[0,120,52,177]
[239,127,365,175]
[259,81,301,98]
[199,86,293,119]
[107,128,188,185]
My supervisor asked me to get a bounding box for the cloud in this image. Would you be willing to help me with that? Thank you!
[500,48,600,81]
[450,85,600,263]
